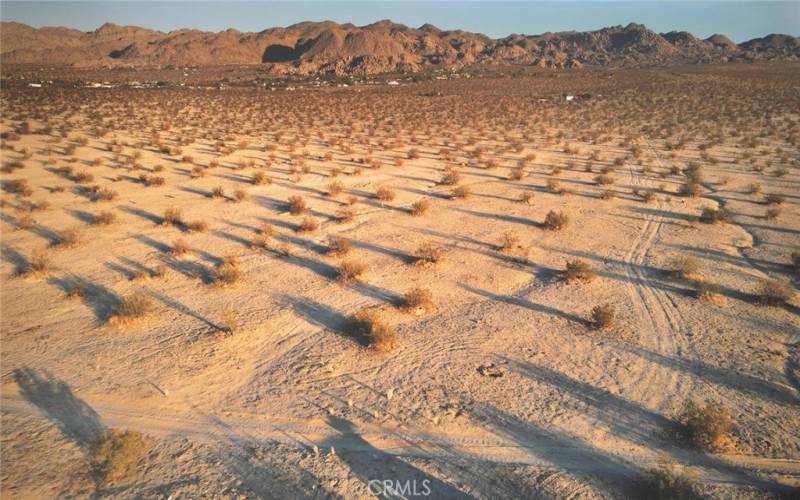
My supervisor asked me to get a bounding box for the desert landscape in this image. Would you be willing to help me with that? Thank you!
[1,16,799,500]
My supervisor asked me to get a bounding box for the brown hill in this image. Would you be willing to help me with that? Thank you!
[1,20,797,75]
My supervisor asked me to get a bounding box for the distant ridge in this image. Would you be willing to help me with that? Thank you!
[1,20,797,75]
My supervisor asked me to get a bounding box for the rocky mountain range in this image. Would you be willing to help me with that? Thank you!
[1,20,798,75]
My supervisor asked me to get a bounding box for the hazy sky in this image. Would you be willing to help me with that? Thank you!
[2,1,798,42]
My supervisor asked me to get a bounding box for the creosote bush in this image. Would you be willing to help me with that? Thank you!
[375,186,396,202]
[679,400,733,451]
[590,304,615,330]
[641,461,701,500]
[298,217,319,233]
[346,309,397,352]
[411,199,430,216]
[109,292,153,326]
[415,243,445,266]
[327,236,352,256]
[544,210,569,230]
[757,279,794,306]
[401,287,433,313]
[337,260,367,282]
[564,259,596,284]
[92,429,147,486]
[287,195,306,215]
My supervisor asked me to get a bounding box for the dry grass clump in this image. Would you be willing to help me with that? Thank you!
[218,309,239,335]
[679,180,701,197]
[693,279,722,303]
[170,239,191,257]
[297,217,319,233]
[757,279,794,306]
[187,220,208,233]
[679,400,733,452]
[641,461,701,500]
[233,189,247,203]
[590,304,615,330]
[594,174,614,185]
[415,243,445,266]
[337,206,356,223]
[765,207,781,220]
[440,167,461,185]
[162,207,183,226]
[109,292,153,326]
[498,231,520,253]
[93,187,118,202]
[346,309,397,352]
[252,171,270,185]
[375,186,396,202]
[410,199,430,216]
[400,287,433,314]
[91,211,116,226]
[213,257,243,286]
[92,429,147,486]
[327,181,344,197]
[452,185,471,199]
[54,227,81,248]
[20,250,51,277]
[287,195,307,215]
[564,260,596,284]
[337,260,367,282]
[327,236,352,256]
[519,192,534,204]
[211,186,226,199]
[699,207,730,224]
[668,255,700,280]
[792,251,800,271]
[544,210,569,230]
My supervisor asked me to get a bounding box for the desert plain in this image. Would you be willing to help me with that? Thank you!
[0,62,799,498]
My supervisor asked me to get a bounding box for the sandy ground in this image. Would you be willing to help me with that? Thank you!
[1,64,799,498]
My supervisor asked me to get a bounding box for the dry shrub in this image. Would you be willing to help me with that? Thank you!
[668,256,699,280]
[375,186,396,202]
[54,228,81,248]
[3,179,32,196]
[214,257,242,286]
[21,250,50,277]
[109,292,153,325]
[337,260,367,282]
[600,190,616,200]
[440,168,461,185]
[546,180,563,194]
[745,182,761,195]
[187,220,208,233]
[327,181,344,197]
[287,195,307,215]
[92,211,116,226]
[93,188,117,202]
[92,429,147,486]
[564,260,596,284]
[211,186,226,199]
[452,186,470,199]
[233,189,247,203]
[415,243,445,266]
[679,180,701,197]
[410,199,430,216]
[401,287,433,313]
[519,192,534,205]
[498,231,520,253]
[792,251,800,271]
[252,172,270,185]
[297,217,319,233]
[641,461,701,500]
[163,207,183,226]
[170,239,191,257]
[641,190,657,203]
[337,206,356,223]
[679,400,733,451]
[509,166,525,181]
[590,304,615,330]
[693,280,722,303]
[757,279,794,306]
[251,234,270,250]
[544,210,569,230]
[327,236,352,256]
[699,207,730,224]
[347,309,397,352]
[594,174,614,185]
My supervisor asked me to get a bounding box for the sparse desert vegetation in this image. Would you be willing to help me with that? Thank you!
[1,60,798,499]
